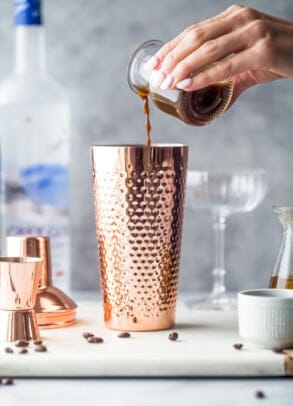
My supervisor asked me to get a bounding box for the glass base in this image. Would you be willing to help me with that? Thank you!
[186,292,237,311]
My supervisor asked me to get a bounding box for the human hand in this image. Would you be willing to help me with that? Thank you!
[147,4,293,104]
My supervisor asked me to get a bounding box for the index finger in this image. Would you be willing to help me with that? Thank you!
[150,4,244,70]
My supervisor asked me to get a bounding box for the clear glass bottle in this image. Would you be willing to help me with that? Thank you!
[269,206,293,289]
[0,0,71,292]
[128,40,233,126]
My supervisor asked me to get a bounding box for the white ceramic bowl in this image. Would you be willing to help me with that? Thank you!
[238,289,293,349]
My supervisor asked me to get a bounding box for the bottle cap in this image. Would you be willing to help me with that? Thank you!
[14,0,43,26]
[6,236,77,329]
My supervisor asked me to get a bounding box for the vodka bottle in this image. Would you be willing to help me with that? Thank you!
[0,0,71,292]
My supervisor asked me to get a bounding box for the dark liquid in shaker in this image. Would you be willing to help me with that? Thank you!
[152,83,232,126]
[269,276,293,289]
[136,86,152,147]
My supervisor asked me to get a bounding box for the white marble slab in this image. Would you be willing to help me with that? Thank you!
[0,301,285,377]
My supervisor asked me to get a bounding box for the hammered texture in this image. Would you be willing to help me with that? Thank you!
[91,146,188,331]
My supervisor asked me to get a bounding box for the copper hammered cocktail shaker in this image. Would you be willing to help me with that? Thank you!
[91,144,188,331]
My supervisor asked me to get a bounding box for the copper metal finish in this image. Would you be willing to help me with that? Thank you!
[6,236,77,329]
[0,257,41,341]
[91,144,188,331]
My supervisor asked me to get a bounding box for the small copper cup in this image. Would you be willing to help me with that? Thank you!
[0,257,42,341]
[6,236,77,329]
[91,144,188,331]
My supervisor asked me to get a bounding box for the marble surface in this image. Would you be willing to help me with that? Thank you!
[0,301,286,377]
[0,0,292,293]
[0,295,292,405]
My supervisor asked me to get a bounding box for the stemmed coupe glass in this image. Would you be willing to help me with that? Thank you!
[186,169,267,310]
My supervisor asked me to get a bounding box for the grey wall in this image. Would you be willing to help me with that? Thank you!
[0,0,292,293]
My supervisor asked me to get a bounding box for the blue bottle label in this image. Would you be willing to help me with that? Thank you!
[20,163,69,210]
[14,0,42,25]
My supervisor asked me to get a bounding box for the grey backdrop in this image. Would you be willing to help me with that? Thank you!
[0,0,292,293]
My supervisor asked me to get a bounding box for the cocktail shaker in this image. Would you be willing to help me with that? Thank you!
[91,144,188,331]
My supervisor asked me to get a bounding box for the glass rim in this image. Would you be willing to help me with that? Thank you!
[127,39,164,93]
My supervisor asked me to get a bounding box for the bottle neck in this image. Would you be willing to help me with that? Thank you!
[14,25,47,75]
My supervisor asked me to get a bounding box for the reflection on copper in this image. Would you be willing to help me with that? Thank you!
[91,144,188,331]
[6,236,77,329]
[0,257,42,341]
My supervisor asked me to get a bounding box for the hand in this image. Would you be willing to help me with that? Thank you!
[147,4,293,105]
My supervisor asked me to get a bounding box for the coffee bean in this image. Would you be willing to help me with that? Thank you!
[15,340,29,348]
[132,317,137,323]
[272,347,283,354]
[233,343,243,350]
[83,332,94,339]
[19,348,28,354]
[1,377,14,385]
[33,340,43,345]
[5,347,13,354]
[118,332,131,338]
[255,390,265,399]
[87,336,104,344]
[168,332,179,341]
[34,345,47,353]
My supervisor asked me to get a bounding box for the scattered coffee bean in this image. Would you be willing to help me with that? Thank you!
[255,390,265,399]
[82,332,94,339]
[5,347,13,354]
[33,340,43,346]
[34,345,47,353]
[1,377,14,385]
[19,348,28,354]
[87,336,104,344]
[233,343,243,350]
[272,347,284,354]
[15,340,29,348]
[132,317,137,323]
[118,332,131,338]
[168,332,179,341]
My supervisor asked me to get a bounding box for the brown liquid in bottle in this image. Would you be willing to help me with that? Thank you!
[134,82,232,144]
[151,83,232,126]
[136,86,152,147]
[269,276,293,289]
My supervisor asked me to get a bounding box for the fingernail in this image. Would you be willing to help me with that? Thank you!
[150,70,165,88]
[145,56,159,72]
[176,78,192,90]
[160,74,174,90]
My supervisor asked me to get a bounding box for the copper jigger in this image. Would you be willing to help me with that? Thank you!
[0,257,42,341]
[6,236,77,329]
[91,144,188,331]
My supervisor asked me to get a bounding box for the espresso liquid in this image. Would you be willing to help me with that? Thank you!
[152,83,232,126]
[134,82,232,145]
[141,95,152,147]
[269,276,293,289]
[135,86,152,147]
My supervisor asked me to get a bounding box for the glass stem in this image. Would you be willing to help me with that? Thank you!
[211,214,227,297]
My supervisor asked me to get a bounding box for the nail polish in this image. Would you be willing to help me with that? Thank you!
[176,78,192,90]
[160,74,174,90]
[150,70,165,88]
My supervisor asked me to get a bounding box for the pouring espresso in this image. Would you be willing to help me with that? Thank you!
[128,40,233,145]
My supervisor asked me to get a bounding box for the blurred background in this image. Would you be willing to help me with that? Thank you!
[0,0,292,293]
